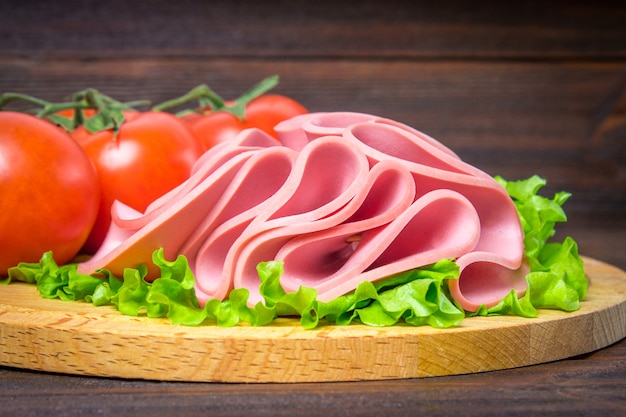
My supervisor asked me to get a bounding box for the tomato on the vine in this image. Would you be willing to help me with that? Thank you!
[71,110,203,253]
[153,76,308,152]
[242,94,309,137]
[183,94,308,152]
[0,111,100,275]
[0,79,304,259]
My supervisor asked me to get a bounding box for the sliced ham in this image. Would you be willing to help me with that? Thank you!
[79,112,526,312]
[276,113,525,309]
[77,129,295,280]
[274,111,461,159]
[274,188,481,302]
[231,159,416,304]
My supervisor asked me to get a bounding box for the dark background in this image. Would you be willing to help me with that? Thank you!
[0,2,625,416]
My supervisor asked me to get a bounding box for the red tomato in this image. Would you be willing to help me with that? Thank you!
[0,112,100,275]
[185,94,307,151]
[242,94,308,137]
[72,111,203,253]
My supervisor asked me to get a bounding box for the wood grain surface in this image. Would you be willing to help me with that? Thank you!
[0,257,623,383]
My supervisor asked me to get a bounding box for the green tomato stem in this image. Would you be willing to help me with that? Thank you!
[151,75,280,120]
[152,84,225,113]
[0,90,149,134]
[69,89,150,135]
[0,92,51,109]
[225,75,279,119]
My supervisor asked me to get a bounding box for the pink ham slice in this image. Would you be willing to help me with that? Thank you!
[221,136,371,304]
[77,130,297,280]
[276,107,525,307]
[181,135,370,303]
[274,188,481,303]
[110,128,281,231]
[231,159,417,305]
[274,111,461,159]
[275,112,525,310]
[77,152,255,279]
[79,112,526,313]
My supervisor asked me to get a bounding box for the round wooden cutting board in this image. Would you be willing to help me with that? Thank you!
[0,256,624,383]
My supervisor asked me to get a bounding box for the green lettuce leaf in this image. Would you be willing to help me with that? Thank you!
[2,249,462,328]
[526,236,587,311]
[6,251,111,302]
[471,289,538,318]
[495,174,570,259]
[482,175,588,315]
[256,258,464,329]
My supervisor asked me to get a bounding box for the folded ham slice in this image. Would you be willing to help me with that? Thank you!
[78,112,526,312]
[276,112,526,310]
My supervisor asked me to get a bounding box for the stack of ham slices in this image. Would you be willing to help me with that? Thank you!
[78,112,528,312]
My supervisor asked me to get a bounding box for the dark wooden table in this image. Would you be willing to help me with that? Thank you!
[0,337,624,417]
[0,1,624,415]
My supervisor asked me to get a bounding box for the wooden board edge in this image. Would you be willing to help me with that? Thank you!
[0,256,624,383]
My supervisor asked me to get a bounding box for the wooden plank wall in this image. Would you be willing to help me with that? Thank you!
[1,0,624,268]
